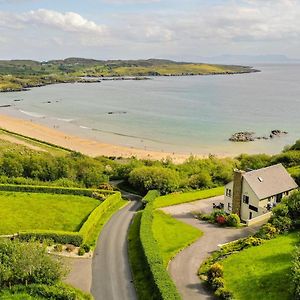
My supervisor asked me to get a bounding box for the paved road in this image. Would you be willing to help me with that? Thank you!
[161,197,262,300]
[91,198,141,300]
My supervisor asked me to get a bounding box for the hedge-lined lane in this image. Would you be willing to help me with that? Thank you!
[91,200,141,300]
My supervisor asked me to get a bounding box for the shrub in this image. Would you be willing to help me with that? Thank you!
[188,171,212,189]
[129,166,180,194]
[215,287,233,300]
[82,244,91,253]
[226,214,240,227]
[54,244,63,252]
[19,230,83,247]
[212,277,225,291]
[66,244,76,253]
[243,236,264,247]
[207,263,224,283]
[216,215,227,225]
[0,240,64,288]
[291,247,300,299]
[270,215,293,232]
[255,223,278,240]
[78,247,85,256]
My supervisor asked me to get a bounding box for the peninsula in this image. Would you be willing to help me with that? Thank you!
[0,58,259,92]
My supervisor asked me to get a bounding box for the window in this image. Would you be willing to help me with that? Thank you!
[243,195,249,204]
[258,176,263,182]
[228,203,232,211]
[249,205,258,212]
[226,189,232,197]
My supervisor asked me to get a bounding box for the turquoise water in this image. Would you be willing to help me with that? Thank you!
[0,64,299,156]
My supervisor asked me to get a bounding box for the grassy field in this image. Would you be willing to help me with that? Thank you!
[0,191,99,234]
[128,212,159,300]
[153,186,224,208]
[152,210,202,267]
[0,129,70,156]
[222,232,299,300]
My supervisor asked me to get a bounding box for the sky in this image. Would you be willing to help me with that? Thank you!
[0,0,300,61]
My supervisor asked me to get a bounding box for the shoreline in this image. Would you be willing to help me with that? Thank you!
[0,113,197,163]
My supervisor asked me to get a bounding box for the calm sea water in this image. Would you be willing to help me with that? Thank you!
[0,64,299,156]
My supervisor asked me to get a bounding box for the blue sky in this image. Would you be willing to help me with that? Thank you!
[0,0,299,61]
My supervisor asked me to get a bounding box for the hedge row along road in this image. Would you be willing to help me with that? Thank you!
[91,191,142,300]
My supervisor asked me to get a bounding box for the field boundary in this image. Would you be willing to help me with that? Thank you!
[0,186,123,247]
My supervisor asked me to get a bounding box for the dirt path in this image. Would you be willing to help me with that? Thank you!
[161,197,261,300]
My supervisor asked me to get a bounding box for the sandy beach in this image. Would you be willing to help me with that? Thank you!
[0,114,195,163]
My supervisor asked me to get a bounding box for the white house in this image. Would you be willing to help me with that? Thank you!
[224,163,298,222]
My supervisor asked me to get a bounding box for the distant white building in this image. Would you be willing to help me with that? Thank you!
[224,164,298,222]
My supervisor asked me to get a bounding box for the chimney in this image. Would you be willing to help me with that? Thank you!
[232,169,245,217]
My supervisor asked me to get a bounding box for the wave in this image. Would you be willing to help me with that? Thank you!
[19,109,45,118]
[79,125,92,130]
[56,118,74,122]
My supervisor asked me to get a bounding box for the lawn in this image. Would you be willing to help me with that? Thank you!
[153,186,224,208]
[221,232,299,300]
[0,191,100,234]
[152,210,202,267]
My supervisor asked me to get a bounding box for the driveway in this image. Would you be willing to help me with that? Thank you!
[161,197,262,300]
[91,198,141,300]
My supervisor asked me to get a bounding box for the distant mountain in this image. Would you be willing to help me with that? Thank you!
[199,54,300,64]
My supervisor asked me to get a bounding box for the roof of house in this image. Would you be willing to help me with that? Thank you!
[242,163,298,200]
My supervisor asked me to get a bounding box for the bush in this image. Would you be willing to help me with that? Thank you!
[129,166,180,194]
[188,171,212,189]
[255,223,278,240]
[19,230,83,247]
[212,277,225,291]
[0,240,64,288]
[243,236,264,247]
[82,244,91,253]
[54,244,63,252]
[140,197,181,299]
[270,215,293,232]
[226,214,240,227]
[78,247,85,256]
[215,287,233,300]
[291,247,300,299]
[207,263,224,283]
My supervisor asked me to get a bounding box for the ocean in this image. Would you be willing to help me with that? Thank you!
[0,64,299,156]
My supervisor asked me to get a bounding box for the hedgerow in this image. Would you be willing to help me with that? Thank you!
[140,191,181,300]
[79,192,123,246]
[18,230,83,247]
[0,183,114,197]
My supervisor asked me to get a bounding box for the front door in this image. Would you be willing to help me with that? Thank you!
[249,212,253,220]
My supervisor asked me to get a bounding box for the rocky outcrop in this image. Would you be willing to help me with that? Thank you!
[229,130,288,142]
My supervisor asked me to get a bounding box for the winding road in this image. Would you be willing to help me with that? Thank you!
[91,190,141,300]
[162,196,263,300]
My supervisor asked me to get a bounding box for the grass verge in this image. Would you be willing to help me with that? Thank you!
[128,211,159,300]
[221,232,299,300]
[153,186,224,208]
[152,210,203,267]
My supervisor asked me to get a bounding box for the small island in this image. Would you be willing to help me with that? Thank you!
[0,58,259,92]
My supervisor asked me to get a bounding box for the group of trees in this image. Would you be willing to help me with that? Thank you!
[0,139,299,194]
